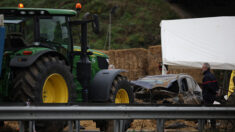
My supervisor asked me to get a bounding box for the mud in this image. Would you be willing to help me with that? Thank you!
[63,120,99,131]
[0,121,18,132]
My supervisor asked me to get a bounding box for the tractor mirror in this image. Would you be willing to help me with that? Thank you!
[92,14,99,34]
[82,12,99,34]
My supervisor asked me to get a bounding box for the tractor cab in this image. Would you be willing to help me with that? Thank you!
[0,7,76,57]
[4,16,71,49]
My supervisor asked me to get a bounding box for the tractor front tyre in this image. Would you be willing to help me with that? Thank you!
[11,55,76,132]
[96,75,134,131]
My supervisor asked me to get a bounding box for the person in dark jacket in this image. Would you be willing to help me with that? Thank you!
[201,63,219,128]
[202,63,219,103]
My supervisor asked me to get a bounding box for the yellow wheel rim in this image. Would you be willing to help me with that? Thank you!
[42,73,68,103]
[115,89,129,104]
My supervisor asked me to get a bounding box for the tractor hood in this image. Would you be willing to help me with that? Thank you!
[73,46,108,58]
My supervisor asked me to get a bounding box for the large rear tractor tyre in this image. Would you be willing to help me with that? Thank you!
[96,75,134,132]
[11,55,76,132]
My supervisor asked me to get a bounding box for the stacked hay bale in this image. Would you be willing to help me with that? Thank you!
[102,45,202,83]
[103,48,148,80]
[147,45,162,75]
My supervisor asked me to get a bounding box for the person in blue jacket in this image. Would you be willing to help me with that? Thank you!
[201,62,219,128]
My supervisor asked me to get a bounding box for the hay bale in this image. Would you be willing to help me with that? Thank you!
[147,45,162,75]
[103,48,148,80]
[101,45,202,83]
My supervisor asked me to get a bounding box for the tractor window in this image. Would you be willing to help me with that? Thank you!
[4,16,34,49]
[39,16,70,46]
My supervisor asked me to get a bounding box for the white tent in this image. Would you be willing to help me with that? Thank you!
[161,17,235,70]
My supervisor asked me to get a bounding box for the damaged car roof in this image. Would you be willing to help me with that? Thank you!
[131,74,184,89]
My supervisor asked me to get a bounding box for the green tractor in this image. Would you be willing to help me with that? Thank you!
[0,3,133,131]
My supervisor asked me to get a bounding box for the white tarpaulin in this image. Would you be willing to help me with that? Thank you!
[161,17,235,70]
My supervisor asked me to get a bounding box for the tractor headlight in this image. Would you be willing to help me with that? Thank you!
[20,11,26,15]
[28,11,35,15]
[40,11,45,15]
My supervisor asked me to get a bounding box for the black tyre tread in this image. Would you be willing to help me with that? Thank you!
[11,55,76,103]
[96,75,134,131]
[11,55,76,132]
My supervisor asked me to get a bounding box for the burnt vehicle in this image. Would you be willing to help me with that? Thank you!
[131,74,202,104]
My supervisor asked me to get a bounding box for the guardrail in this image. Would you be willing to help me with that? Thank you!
[0,105,235,132]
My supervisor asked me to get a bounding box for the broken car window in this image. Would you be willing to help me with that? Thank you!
[181,78,188,92]
[168,80,179,93]
[186,77,194,94]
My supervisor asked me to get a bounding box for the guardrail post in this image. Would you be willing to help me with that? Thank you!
[114,120,120,132]
[157,119,164,132]
[68,121,73,132]
[120,120,124,132]
[33,121,36,132]
[19,121,24,132]
[198,120,204,132]
[75,120,80,132]
[29,121,33,132]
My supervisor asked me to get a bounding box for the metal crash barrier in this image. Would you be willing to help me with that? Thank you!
[0,105,234,132]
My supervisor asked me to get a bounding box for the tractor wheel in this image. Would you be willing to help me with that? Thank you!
[11,55,76,132]
[96,75,134,132]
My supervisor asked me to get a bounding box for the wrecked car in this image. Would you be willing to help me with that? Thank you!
[131,74,203,104]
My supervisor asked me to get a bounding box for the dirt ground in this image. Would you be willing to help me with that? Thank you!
[127,119,198,132]
[0,121,18,132]
[2,121,99,132]
[63,120,99,131]
[80,120,99,131]
[1,95,234,132]
[2,119,235,132]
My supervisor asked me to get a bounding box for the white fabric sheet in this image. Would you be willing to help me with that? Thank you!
[161,17,235,70]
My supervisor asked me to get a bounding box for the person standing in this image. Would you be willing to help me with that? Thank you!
[201,63,219,128]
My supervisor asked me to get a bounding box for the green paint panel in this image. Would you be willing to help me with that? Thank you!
[72,55,83,102]
[74,46,108,58]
